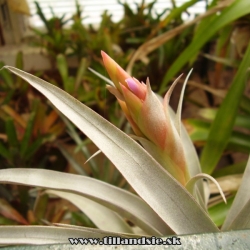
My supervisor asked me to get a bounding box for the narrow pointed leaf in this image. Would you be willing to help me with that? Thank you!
[0,62,13,88]
[84,149,101,164]
[175,69,193,136]
[20,111,36,157]
[5,119,18,147]
[200,42,250,174]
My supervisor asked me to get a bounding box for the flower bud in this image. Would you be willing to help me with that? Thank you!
[101,51,190,185]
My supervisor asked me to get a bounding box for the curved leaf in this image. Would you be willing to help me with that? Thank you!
[0,168,166,236]
[186,173,226,204]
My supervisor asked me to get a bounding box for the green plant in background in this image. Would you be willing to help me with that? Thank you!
[32,0,241,130]
[31,0,250,96]
[118,0,169,49]
[31,0,202,93]
[56,54,86,99]
[126,0,250,91]
[0,53,69,227]
[115,0,200,89]
[0,52,28,94]
[55,53,115,112]
[1,50,250,244]
[31,0,125,122]
[0,53,66,170]
[181,8,250,172]
[69,1,122,61]
[32,1,69,60]
[32,0,123,62]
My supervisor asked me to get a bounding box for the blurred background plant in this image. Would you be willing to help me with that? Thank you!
[0,0,250,232]
[0,52,69,226]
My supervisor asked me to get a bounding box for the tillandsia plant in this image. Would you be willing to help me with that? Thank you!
[102,51,190,186]
[1,52,250,245]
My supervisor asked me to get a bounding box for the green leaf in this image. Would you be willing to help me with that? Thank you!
[160,0,199,27]
[20,112,36,157]
[213,162,246,178]
[34,1,51,33]
[71,211,96,228]
[0,62,13,88]
[75,57,87,92]
[199,108,250,130]
[186,119,250,153]
[15,51,23,70]
[56,54,69,91]
[200,42,250,174]
[1,89,15,105]
[0,215,18,225]
[240,95,250,114]
[34,193,49,221]
[160,0,250,92]
[5,119,18,147]
[25,136,43,160]
[208,196,234,227]
[3,66,219,234]
[0,141,10,159]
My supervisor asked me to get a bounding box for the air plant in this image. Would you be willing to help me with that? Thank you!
[0,52,250,245]
[100,51,226,191]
